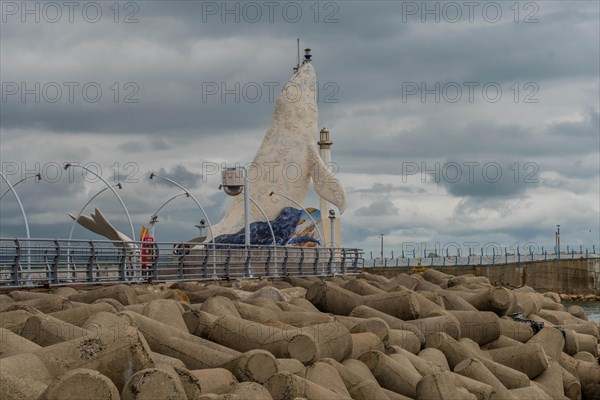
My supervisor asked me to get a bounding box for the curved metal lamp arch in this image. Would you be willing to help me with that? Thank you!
[64,164,135,242]
[247,195,278,276]
[149,173,218,279]
[0,172,31,239]
[68,183,123,241]
[0,173,41,201]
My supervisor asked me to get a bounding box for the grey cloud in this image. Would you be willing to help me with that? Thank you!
[355,199,399,217]
[153,165,203,189]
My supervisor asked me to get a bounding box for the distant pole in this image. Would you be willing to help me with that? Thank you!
[556,224,561,258]
[380,234,384,264]
[328,210,336,248]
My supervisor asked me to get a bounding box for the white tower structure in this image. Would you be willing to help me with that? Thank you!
[318,127,342,248]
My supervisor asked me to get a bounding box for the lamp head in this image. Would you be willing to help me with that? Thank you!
[149,173,155,180]
[63,163,71,170]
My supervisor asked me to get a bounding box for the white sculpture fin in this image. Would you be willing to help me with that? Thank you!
[308,147,346,214]
[91,208,131,242]
[68,213,105,237]
[69,208,132,242]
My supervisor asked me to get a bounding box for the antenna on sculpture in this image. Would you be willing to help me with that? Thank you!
[294,38,300,74]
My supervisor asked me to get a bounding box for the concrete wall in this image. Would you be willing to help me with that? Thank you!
[368,257,600,295]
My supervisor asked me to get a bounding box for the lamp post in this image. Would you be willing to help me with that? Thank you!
[149,173,218,279]
[328,210,336,248]
[328,209,336,274]
[148,192,190,238]
[556,224,561,259]
[221,167,252,277]
[0,173,41,201]
[64,163,135,242]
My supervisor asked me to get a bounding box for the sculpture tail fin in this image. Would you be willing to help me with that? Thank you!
[308,147,346,214]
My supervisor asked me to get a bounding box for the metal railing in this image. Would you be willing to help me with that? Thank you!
[0,238,363,287]
[365,244,599,268]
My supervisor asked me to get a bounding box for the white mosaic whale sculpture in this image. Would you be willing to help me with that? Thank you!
[208,61,346,241]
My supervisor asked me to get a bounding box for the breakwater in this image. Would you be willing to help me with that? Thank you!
[1,269,599,399]
[369,258,600,296]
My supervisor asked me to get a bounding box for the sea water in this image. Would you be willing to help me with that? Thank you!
[563,301,600,323]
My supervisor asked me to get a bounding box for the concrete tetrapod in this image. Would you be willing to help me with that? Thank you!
[38,368,120,400]
[321,358,391,400]
[358,350,421,398]
[184,309,352,364]
[415,372,479,400]
[48,301,118,327]
[305,361,352,398]
[265,371,351,400]
[0,327,42,358]
[486,342,549,379]
[20,313,91,346]
[121,367,187,400]
[1,325,154,392]
[454,358,515,400]
[68,284,139,305]
[349,305,425,344]
[219,349,280,384]
[425,332,531,389]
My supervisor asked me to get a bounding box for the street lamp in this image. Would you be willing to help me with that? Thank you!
[149,173,218,279]
[328,209,336,248]
[221,167,252,277]
[148,192,190,238]
[0,173,41,201]
[64,163,135,242]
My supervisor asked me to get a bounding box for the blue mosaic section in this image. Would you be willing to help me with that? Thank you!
[214,207,306,246]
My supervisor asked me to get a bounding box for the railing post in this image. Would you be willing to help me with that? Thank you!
[341,249,346,274]
[283,247,288,276]
[245,247,253,278]
[328,247,334,275]
[119,244,127,282]
[152,245,159,282]
[299,247,304,275]
[265,247,271,277]
[87,240,96,282]
[51,240,60,284]
[224,247,232,279]
[202,245,209,279]
[314,248,320,275]
[13,239,21,286]
[177,242,185,280]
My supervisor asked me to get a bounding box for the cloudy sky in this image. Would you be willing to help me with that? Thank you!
[1,0,598,257]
